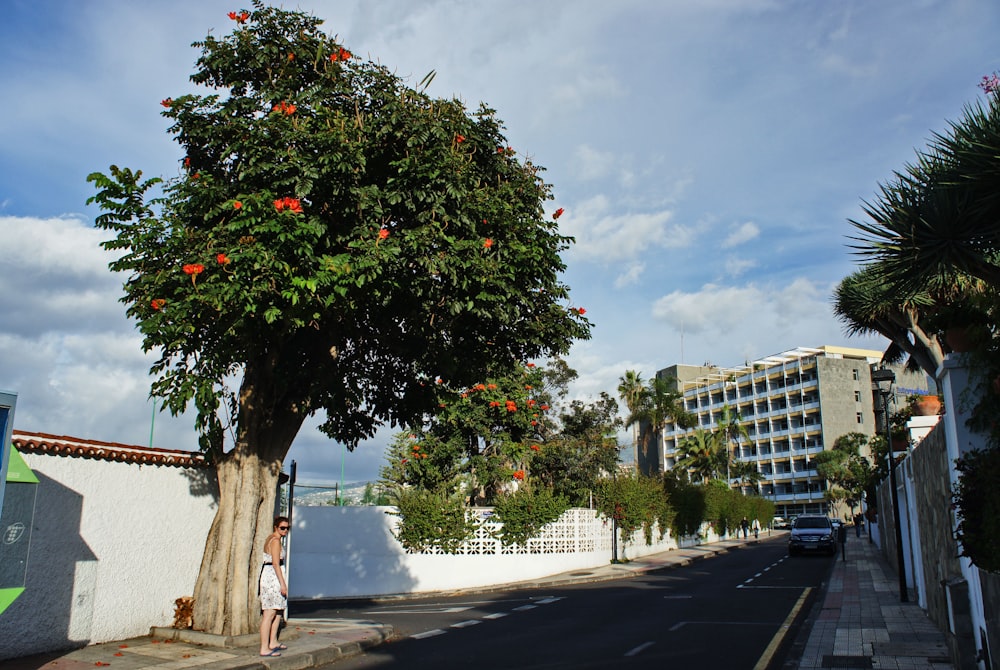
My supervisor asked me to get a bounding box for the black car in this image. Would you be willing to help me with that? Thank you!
[788,515,836,556]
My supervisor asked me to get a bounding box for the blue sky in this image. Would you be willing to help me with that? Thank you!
[1,0,997,485]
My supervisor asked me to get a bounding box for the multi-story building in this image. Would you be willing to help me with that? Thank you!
[657,345,932,519]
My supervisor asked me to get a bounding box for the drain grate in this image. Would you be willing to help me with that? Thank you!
[822,655,873,668]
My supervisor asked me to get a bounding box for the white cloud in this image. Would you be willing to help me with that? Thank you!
[573,145,616,181]
[722,221,760,248]
[724,256,757,277]
[614,261,646,288]
[568,195,696,263]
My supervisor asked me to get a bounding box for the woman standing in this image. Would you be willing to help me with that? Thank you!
[259,516,289,657]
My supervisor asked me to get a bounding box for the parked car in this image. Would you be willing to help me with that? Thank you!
[788,514,836,556]
[773,516,790,530]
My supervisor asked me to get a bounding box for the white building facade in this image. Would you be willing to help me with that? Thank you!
[658,346,932,519]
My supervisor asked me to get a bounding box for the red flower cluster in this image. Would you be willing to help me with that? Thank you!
[232,201,242,210]
[217,253,230,265]
[455,134,466,144]
[182,264,205,275]
[274,197,303,213]
[330,47,352,62]
[151,298,166,311]
[553,207,565,220]
[160,98,172,108]
[572,307,586,315]
[273,101,297,115]
[483,238,493,249]
[530,444,541,451]
[183,157,191,168]
[227,11,249,23]
[512,470,525,481]
[489,401,501,408]
[411,444,428,460]
[378,228,390,240]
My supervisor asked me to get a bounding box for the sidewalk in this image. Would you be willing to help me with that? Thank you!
[4,533,955,669]
[795,531,955,670]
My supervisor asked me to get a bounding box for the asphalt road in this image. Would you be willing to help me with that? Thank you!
[296,536,834,670]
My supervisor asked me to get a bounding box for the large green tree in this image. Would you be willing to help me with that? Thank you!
[88,3,588,635]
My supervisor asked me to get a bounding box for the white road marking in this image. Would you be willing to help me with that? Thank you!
[512,604,538,611]
[624,641,655,657]
[668,622,686,632]
[451,620,481,628]
[483,612,508,619]
[369,606,472,614]
[411,629,447,639]
[535,597,565,604]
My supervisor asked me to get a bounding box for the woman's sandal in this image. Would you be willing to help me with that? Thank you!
[260,649,281,657]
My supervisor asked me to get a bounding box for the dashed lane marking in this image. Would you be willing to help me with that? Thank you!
[407,596,564,639]
[451,620,481,628]
[624,641,655,657]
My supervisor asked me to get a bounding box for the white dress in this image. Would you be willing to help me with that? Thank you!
[259,545,286,611]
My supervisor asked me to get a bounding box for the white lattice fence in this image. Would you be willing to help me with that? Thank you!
[290,506,681,599]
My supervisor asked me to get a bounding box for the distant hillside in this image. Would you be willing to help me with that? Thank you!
[292,481,387,506]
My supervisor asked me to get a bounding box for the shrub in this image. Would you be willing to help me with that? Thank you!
[953,447,1000,572]
[493,487,570,546]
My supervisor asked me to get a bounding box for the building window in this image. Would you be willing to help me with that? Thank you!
[854,390,861,402]
[856,412,863,424]
[853,368,860,381]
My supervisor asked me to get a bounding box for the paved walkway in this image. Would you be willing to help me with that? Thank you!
[795,531,954,670]
[5,532,956,669]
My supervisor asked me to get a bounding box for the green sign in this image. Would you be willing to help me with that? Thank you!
[0,447,36,616]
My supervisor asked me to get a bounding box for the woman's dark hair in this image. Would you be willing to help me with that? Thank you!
[273,515,289,529]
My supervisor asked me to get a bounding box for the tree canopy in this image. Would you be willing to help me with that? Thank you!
[87,2,589,635]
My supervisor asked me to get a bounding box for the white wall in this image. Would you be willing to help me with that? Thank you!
[288,506,705,600]
[0,451,218,660]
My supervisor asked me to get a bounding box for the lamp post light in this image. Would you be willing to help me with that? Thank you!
[871,368,908,603]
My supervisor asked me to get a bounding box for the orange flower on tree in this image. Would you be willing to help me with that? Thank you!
[512,470,525,481]
[227,11,249,23]
[505,400,517,412]
[274,197,303,213]
[183,157,191,168]
[489,401,501,408]
[216,253,230,265]
[330,47,352,62]
[183,263,205,286]
[151,298,166,311]
[232,201,242,210]
[455,134,465,144]
[553,207,565,220]
[378,228,390,240]
[161,98,172,108]
[483,238,493,249]
[572,307,586,315]
[530,444,541,451]
[272,101,297,115]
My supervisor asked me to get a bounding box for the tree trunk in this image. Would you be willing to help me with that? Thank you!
[191,451,282,635]
[190,360,308,635]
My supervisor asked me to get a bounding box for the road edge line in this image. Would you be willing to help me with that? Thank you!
[753,586,812,670]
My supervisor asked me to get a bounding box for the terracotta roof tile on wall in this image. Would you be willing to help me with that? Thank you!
[12,430,210,469]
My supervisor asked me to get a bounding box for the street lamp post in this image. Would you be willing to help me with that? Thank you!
[871,368,909,603]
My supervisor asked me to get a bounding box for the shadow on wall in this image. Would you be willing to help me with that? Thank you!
[0,472,96,660]
[181,467,220,508]
[289,506,417,600]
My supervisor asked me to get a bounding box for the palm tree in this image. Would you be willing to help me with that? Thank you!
[716,405,750,488]
[617,370,644,470]
[621,373,695,477]
[833,266,946,392]
[675,428,726,483]
[849,93,1000,294]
